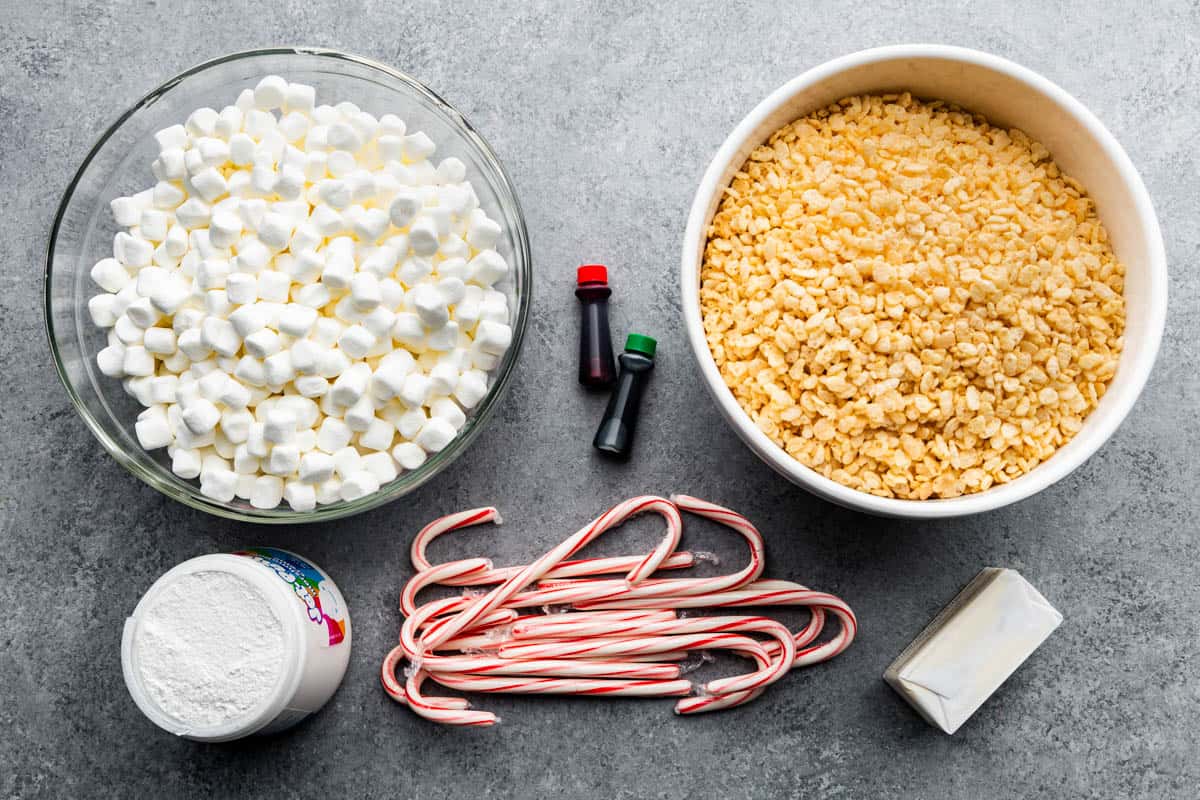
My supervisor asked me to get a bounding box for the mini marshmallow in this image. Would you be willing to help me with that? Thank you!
[388,189,421,228]
[215,106,244,138]
[257,270,291,303]
[294,282,332,310]
[257,212,294,250]
[123,345,155,376]
[219,378,252,410]
[397,256,433,286]
[196,258,231,290]
[344,395,377,432]
[339,469,380,501]
[182,398,221,435]
[250,475,285,509]
[310,203,344,235]
[263,350,296,385]
[322,250,356,291]
[233,445,261,475]
[338,325,376,360]
[410,284,449,328]
[265,444,300,476]
[466,210,502,251]
[97,343,126,377]
[209,210,242,249]
[238,198,268,231]
[392,441,427,470]
[298,451,335,484]
[395,407,427,439]
[415,417,457,453]
[164,224,189,257]
[370,350,416,399]
[436,277,467,306]
[114,314,144,345]
[282,81,316,113]
[408,216,440,256]
[352,207,391,241]
[115,232,154,268]
[200,468,238,502]
[330,362,372,408]
[317,348,352,379]
[191,167,228,203]
[234,355,267,387]
[148,375,179,404]
[316,417,353,454]
[359,417,395,451]
[391,312,425,348]
[455,369,489,409]
[428,360,460,396]
[398,372,432,408]
[172,448,203,479]
[325,143,356,171]
[330,446,362,481]
[435,157,467,184]
[201,316,241,357]
[111,195,147,227]
[185,107,219,137]
[143,327,177,355]
[155,124,189,152]
[295,374,330,397]
[229,303,271,337]
[140,209,171,242]
[262,408,297,444]
[430,397,467,430]
[468,250,509,286]
[289,339,322,375]
[204,289,233,320]
[177,329,210,362]
[427,320,460,352]
[362,306,396,338]
[243,328,282,358]
[283,480,316,511]
[226,271,258,304]
[360,451,399,484]
[277,303,318,337]
[234,238,271,273]
[350,273,382,311]
[175,197,212,229]
[402,132,436,162]
[475,320,513,355]
[479,289,509,323]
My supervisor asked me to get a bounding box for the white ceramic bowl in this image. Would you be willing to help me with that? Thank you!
[681,44,1167,518]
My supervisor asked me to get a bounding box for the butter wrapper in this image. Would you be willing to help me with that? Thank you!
[884,568,1062,734]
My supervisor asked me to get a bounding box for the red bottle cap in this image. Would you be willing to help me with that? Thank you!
[577,264,608,285]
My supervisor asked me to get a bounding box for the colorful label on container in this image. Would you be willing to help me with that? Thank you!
[235,548,346,646]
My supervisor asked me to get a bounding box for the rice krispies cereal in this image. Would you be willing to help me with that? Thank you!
[699,93,1125,499]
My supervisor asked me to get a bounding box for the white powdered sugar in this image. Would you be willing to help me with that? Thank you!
[133,570,285,728]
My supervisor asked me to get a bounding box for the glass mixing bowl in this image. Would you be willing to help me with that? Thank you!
[44,48,531,523]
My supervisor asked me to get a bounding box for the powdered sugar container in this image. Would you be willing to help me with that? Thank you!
[121,548,351,742]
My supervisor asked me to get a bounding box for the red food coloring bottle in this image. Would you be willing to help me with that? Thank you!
[575,264,616,389]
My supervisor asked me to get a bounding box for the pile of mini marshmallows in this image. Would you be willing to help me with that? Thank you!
[87,75,514,511]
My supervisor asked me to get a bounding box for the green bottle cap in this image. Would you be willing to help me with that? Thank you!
[625,333,657,358]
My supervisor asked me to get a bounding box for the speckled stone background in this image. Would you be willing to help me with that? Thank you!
[2,1,1197,797]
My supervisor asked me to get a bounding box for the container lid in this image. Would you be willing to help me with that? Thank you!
[625,333,657,358]
[577,264,608,285]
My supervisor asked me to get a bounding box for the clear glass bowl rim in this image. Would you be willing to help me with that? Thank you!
[43,46,532,524]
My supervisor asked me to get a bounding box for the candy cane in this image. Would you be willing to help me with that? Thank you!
[419,496,682,651]
[382,495,857,726]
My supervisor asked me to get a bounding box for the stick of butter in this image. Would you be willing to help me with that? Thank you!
[884,568,1062,734]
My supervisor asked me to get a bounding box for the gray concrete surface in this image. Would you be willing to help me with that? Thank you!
[2,1,1198,797]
